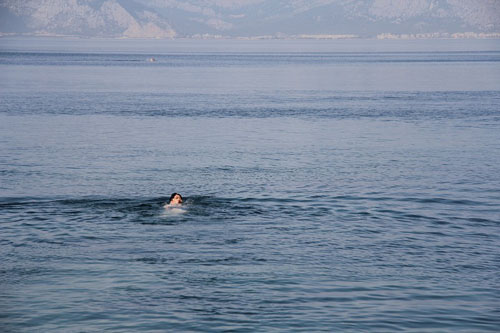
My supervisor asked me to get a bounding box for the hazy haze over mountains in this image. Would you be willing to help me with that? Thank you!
[0,0,499,38]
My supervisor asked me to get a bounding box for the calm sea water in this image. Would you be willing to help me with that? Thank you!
[1,38,500,332]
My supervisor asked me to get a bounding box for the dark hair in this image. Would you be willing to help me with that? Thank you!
[168,193,183,203]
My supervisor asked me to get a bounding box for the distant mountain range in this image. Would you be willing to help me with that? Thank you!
[1,0,499,38]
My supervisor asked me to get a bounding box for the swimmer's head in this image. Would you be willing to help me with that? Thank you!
[168,193,183,205]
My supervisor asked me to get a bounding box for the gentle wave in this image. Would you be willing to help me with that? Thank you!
[2,43,499,331]
[1,194,497,225]
[1,51,500,67]
[2,91,499,120]
[2,193,499,331]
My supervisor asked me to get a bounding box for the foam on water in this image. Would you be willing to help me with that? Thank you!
[162,204,188,217]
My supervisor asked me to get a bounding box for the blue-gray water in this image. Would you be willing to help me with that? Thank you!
[1,38,500,332]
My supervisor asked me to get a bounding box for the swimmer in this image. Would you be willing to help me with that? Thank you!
[164,192,183,208]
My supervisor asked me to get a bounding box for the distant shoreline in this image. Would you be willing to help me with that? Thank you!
[1,32,500,40]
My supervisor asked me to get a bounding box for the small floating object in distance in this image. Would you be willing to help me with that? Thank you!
[148,57,156,62]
